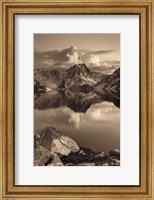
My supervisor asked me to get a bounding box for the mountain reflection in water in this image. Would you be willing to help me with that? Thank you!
[34,90,120,153]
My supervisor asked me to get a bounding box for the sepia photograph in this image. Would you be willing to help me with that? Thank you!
[34,34,120,166]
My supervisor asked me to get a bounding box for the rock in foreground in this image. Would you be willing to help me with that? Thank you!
[34,127,120,166]
[39,127,80,156]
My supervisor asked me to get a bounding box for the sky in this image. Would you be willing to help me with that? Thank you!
[34,34,120,74]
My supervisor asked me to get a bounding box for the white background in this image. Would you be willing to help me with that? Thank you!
[15,15,139,185]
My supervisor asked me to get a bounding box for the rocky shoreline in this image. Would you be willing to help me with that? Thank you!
[34,126,120,166]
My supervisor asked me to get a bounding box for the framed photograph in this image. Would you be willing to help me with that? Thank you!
[0,0,154,199]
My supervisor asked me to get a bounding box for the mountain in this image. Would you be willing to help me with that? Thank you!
[91,71,108,83]
[94,68,120,107]
[106,68,120,89]
[34,63,107,91]
[64,64,97,89]
[34,68,65,89]
[95,68,120,91]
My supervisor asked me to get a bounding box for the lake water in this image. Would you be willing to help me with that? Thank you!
[34,92,120,153]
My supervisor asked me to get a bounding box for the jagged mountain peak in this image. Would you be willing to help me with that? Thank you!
[65,63,96,86]
[66,63,91,77]
[68,63,88,69]
[67,63,90,73]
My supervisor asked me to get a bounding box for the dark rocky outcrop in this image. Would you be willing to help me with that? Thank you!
[61,146,120,166]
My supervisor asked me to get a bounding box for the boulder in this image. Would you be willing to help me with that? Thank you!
[102,162,109,166]
[114,148,120,154]
[109,149,120,156]
[79,149,86,155]
[48,154,63,166]
[110,162,114,166]
[34,146,52,166]
[65,163,74,166]
[114,162,120,166]
[39,127,80,156]
[112,159,120,164]
[94,153,104,158]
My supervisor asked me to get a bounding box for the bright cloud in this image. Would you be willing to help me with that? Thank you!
[66,46,79,64]
[83,54,100,67]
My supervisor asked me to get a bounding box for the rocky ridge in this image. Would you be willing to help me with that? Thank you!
[34,63,120,92]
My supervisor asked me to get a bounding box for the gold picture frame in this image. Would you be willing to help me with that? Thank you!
[0,0,154,199]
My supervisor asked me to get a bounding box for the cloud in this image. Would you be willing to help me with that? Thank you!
[34,46,116,70]
[43,59,54,65]
[85,50,112,56]
[35,46,82,68]
[66,46,79,64]
[83,54,100,67]
[90,60,120,74]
